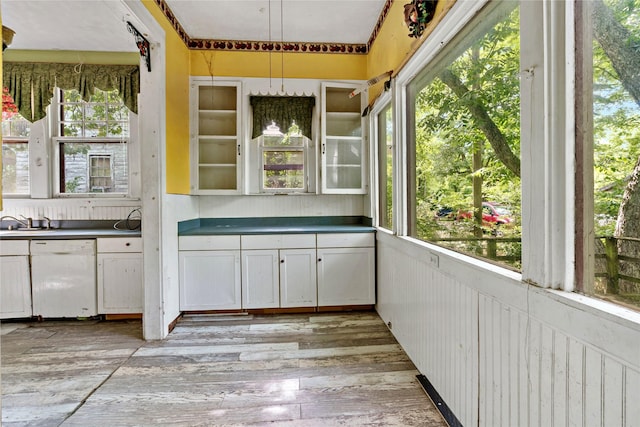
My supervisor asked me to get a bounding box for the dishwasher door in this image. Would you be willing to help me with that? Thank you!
[31,240,97,318]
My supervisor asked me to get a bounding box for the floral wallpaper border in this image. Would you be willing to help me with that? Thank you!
[153,0,393,55]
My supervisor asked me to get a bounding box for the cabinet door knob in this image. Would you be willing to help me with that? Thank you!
[318,258,322,262]
[126,242,131,246]
[280,259,285,263]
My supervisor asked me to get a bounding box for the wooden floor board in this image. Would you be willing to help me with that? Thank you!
[1,312,447,426]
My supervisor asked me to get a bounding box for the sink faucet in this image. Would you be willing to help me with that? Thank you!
[0,215,29,229]
[20,215,34,229]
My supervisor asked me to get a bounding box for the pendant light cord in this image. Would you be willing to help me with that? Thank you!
[269,0,273,89]
[281,0,284,93]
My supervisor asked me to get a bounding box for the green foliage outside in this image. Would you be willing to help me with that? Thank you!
[593,0,640,236]
[412,7,522,268]
[61,88,128,137]
[262,122,305,190]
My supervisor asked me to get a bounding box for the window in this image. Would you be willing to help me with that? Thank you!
[259,122,308,192]
[377,102,393,230]
[89,154,113,192]
[589,0,640,309]
[55,88,130,195]
[1,88,30,195]
[250,96,315,193]
[407,4,521,269]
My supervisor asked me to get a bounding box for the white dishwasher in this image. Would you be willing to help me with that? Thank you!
[31,240,97,318]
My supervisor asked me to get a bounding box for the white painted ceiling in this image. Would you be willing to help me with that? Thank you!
[1,0,387,52]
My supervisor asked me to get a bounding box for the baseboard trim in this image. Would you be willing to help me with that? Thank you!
[416,374,463,427]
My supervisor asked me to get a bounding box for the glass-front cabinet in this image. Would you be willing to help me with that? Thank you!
[190,79,242,194]
[321,82,367,194]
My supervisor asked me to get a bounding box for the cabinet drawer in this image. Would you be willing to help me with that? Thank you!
[179,235,241,251]
[97,237,142,253]
[316,232,375,248]
[241,234,315,250]
[0,240,30,256]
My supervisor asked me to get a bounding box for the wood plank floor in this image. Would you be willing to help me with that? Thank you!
[1,311,447,426]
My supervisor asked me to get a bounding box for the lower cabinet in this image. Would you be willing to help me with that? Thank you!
[179,232,374,311]
[317,233,375,305]
[241,233,318,309]
[0,240,32,319]
[97,238,143,314]
[179,235,242,310]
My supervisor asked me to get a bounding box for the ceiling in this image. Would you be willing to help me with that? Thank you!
[1,0,388,52]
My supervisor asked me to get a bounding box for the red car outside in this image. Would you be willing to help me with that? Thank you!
[456,202,513,227]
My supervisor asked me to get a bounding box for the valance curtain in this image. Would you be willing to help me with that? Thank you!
[250,96,315,139]
[3,62,140,122]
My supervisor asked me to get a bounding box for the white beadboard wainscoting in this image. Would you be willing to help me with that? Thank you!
[0,198,142,220]
[375,231,640,427]
[198,194,367,218]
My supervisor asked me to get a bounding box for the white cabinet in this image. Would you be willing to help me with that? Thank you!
[179,235,242,310]
[321,83,367,194]
[317,233,375,306]
[0,240,32,319]
[241,250,280,308]
[190,79,242,194]
[241,234,317,309]
[280,249,317,307]
[178,231,374,311]
[97,237,143,314]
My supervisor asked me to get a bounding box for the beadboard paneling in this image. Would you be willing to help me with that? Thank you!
[376,233,640,427]
[1,199,141,221]
[199,195,366,218]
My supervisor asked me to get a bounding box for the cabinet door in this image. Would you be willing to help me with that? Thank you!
[179,250,241,310]
[97,252,143,314]
[280,249,317,307]
[190,79,242,194]
[317,247,375,306]
[242,250,279,309]
[0,256,32,319]
[321,82,367,194]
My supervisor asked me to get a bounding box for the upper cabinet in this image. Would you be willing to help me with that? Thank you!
[190,79,242,194]
[321,83,367,194]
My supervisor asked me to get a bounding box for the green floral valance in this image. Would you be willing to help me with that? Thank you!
[3,62,139,122]
[250,96,315,139]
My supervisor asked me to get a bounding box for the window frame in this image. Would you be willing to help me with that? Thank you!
[400,0,525,271]
[258,133,309,193]
[389,0,577,289]
[370,90,394,232]
[2,87,141,200]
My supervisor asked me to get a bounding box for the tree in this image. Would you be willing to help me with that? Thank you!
[592,0,640,296]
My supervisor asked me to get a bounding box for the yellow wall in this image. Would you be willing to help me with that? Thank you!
[191,50,367,80]
[143,0,191,194]
[367,0,453,102]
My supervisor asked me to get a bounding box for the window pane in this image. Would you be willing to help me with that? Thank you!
[2,93,30,195]
[592,1,640,309]
[378,104,393,229]
[262,150,305,189]
[408,5,521,269]
[1,142,29,194]
[60,141,127,194]
[59,88,128,138]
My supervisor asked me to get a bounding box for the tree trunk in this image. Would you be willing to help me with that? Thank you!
[593,0,640,293]
[592,0,640,107]
[439,68,521,177]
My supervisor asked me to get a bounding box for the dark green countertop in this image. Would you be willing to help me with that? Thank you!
[178,216,375,236]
